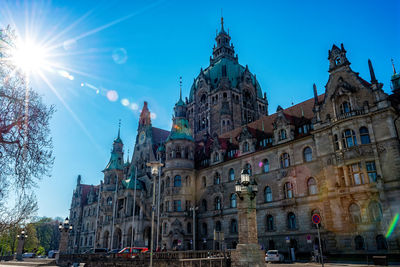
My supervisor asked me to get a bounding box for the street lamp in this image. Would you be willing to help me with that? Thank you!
[232,168,264,266]
[58,217,73,257]
[189,206,199,250]
[16,230,28,261]
[146,161,164,267]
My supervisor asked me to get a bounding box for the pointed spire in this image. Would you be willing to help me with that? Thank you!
[221,13,224,32]
[392,58,397,75]
[368,59,377,84]
[118,119,121,139]
[126,149,130,164]
[179,76,182,100]
[139,101,151,127]
[313,83,318,104]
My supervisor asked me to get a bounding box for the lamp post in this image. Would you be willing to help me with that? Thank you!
[16,230,27,261]
[146,161,164,267]
[231,168,264,266]
[190,206,198,250]
[58,217,73,256]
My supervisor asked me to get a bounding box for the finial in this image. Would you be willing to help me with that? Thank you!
[221,9,224,30]
[392,58,397,75]
[179,76,182,100]
[118,119,121,138]
[126,149,130,163]
[313,83,318,104]
[368,59,377,84]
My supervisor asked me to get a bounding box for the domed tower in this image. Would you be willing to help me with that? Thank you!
[161,85,196,250]
[187,17,268,141]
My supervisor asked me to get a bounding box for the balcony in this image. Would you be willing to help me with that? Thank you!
[333,109,365,122]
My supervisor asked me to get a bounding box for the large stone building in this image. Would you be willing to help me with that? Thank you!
[68,19,400,256]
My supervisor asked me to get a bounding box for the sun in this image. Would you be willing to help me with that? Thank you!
[12,38,49,74]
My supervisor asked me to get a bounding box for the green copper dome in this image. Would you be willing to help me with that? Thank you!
[167,118,194,141]
[189,57,263,102]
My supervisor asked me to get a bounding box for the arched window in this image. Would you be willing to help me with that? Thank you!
[280,153,290,168]
[185,176,190,187]
[230,219,238,233]
[214,172,221,185]
[243,142,249,152]
[279,129,287,141]
[342,129,357,148]
[284,182,294,199]
[349,203,361,224]
[230,194,237,208]
[266,215,274,231]
[340,101,351,114]
[264,186,272,202]
[187,222,192,234]
[355,235,365,250]
[307,178,318,195]
[176,146,181,158]
[244,163,252,175]
[166,177,170,187]
[376,235,388,250]
[174,175,182,187]
[368,201,382,222]
[202,176,207,188]
[262,159,269,173]
[202,199,207,211]
[303,147,312,162]
[107,197,112,206]
[360,127,371,144]
[201,223,208,236]
[287,212,296,230]
[229,168,235,181]
[214,196,221,210]
[215,221,222,232]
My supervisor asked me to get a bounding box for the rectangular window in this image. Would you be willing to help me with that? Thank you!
[366,161,377,182]
[351,163,365,185]
[166,201,170,212]
[173,200,181,212]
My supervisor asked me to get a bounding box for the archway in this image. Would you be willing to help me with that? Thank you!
[113,228,122,249]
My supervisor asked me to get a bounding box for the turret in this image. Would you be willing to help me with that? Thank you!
[103,122,124,172]
[391,59,400,93]
[211,16,236,63]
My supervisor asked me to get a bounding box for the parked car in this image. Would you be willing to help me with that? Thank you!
[48,250,58,258]
[107,249,122,256]
[117,247,149,258]
[265,250,284,262]
[83,248,108,254]
[22,253,36,258]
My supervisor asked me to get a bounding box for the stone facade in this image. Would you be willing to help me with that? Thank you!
[67,19,400,256]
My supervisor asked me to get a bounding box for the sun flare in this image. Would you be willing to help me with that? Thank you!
[12,38,49,73]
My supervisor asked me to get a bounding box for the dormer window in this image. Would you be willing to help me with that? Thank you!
[335,57,341,65]
[214,152,220,162]
[340,101,351,114]
[279,129,287,141]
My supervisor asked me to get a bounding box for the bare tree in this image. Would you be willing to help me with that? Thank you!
[0,26,54,233]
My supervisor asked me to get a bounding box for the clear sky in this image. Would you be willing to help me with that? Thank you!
[1,0,399,219]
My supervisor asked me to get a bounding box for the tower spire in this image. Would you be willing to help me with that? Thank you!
[392,58,397,75]
[118,119,121,139]
[179,76,182,100]
[313,83,318,104]
[368,59,377,84]
[221,10,224,31]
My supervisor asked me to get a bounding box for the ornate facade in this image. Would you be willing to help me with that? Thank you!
[68,19,400,256]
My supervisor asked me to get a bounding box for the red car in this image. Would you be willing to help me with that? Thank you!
[117,247,149,258]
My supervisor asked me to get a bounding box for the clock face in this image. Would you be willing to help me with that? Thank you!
[139,131,146,144]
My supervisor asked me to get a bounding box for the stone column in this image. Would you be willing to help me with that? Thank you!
[59,231,69,254]
[231,190,264,267]
[16,236,25,261]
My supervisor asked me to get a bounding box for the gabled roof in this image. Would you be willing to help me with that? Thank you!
[219,94,325,143]
[152,127,170,144]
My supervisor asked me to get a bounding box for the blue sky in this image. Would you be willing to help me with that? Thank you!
[1,0,399,219]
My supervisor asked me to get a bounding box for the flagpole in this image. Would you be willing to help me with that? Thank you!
[156,158,162,250]
[110,177,118,250]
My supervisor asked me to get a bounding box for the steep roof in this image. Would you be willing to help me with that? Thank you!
[152,127,170,144]
[219,94,325,143]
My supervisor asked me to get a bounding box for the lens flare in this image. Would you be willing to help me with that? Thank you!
[121,98,130,106]
[112,48,128,64]
[386,213,399,238]
[106,90,118,102]
[259,162,263,167]
[150,112,157,119]
[130,103,139,111]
